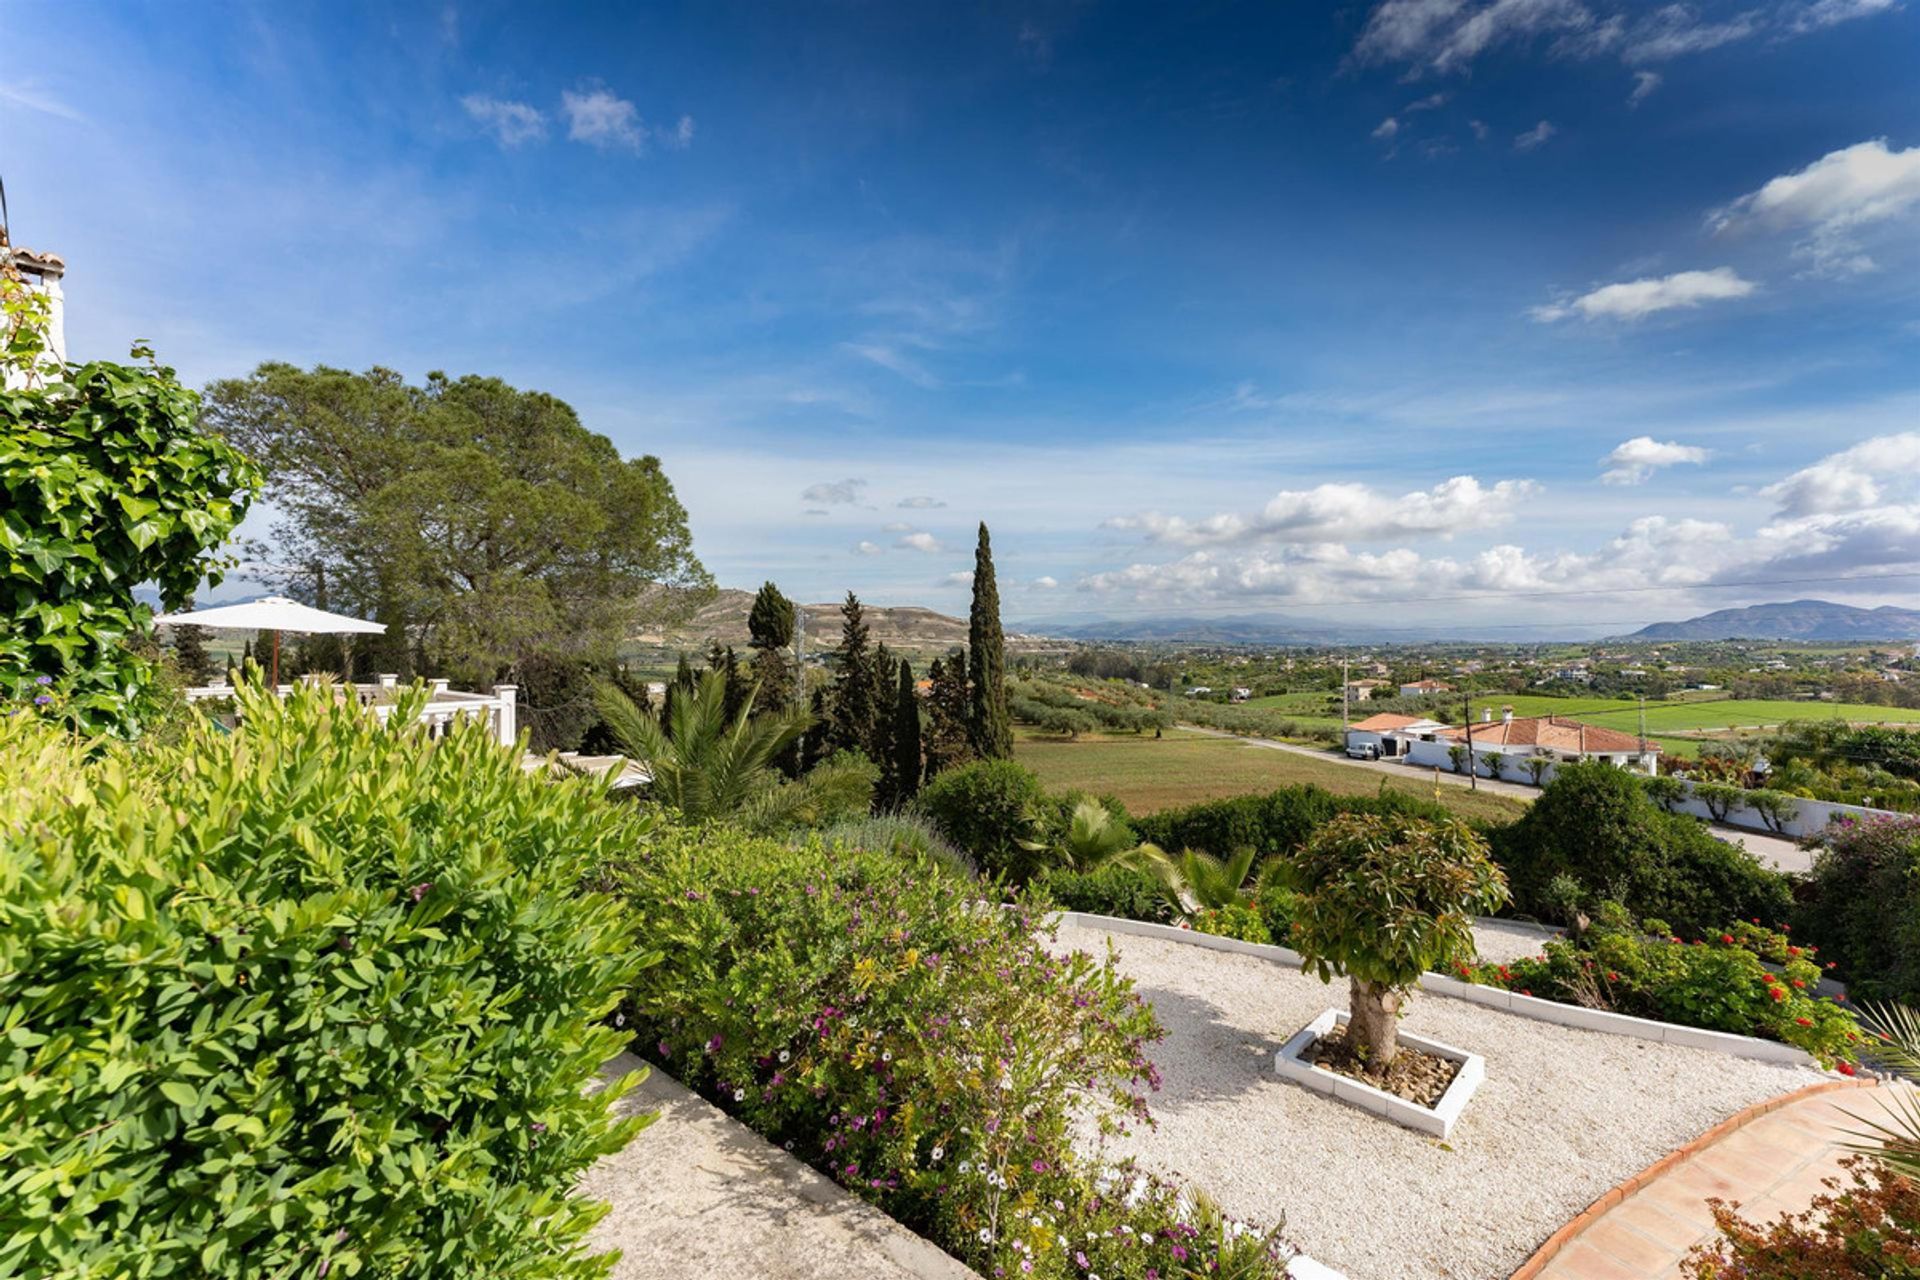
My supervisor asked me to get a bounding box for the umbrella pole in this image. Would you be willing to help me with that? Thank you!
[272,630,280,688]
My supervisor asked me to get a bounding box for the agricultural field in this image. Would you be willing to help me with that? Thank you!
[1013,726,1528,825]
[1551,698,1920,734]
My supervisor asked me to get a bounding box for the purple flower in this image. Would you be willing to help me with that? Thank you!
[657,1039,671,1057]
[1075,1252,1089,1269]
[706,1034,724,1054]
[34,675,52,686]
[530,1121,547,1133]
[34,695,52,706]
[409,882,433,902]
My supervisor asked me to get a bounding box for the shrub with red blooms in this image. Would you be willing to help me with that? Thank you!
[1796,813,1920,1007]
[1684,1156,1920,1278]
[613,826,1294,1278]
[1465,906,1861,1067]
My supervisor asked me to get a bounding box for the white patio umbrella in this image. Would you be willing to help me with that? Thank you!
[153,595,385,686]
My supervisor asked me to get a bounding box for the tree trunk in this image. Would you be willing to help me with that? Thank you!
[1347,976,1401,1070]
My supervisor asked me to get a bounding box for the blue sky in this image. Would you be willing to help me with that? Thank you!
[7,0,1919,630]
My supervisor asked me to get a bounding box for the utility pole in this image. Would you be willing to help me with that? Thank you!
[1638,694,1649,774]
[1341,655,1350,730]
[1461,691,1477,791]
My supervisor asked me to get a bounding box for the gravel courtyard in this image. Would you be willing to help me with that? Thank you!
[1056,920,1828,1280]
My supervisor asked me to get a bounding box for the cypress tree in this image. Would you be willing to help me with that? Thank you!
[924,648,973,778]
[888,658,923,805]
[966,522,1012,759]
[172,623,211,683]
[746,581,797,716]
[828,592,877,756]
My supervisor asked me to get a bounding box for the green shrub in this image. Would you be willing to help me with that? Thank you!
[1464,912,1860,1067]
[915,757,1055,882]
[1191,903,1271,944]
[1131,783,1452,864]
[1033,863,1174,923]
[1695,781,1745,822]
[613,828,1292,1278]
[814,811,975,876]
[1640,774,1688,813]
[1489,761,1791,935]
[1795,814,1920,1005]
[0,682,652,1280]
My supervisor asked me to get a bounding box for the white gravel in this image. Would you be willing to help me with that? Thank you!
[1057,920,1827,1280]
[1469,917,1564,965]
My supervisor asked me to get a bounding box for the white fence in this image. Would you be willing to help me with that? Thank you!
[185,675,518,746]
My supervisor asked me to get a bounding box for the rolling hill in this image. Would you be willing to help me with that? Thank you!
[633,588,1060,655]
[1628,600,1920,642]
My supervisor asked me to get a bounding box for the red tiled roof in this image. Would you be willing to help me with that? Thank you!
[1437,714,1657,754]
[1350,713,1425,731]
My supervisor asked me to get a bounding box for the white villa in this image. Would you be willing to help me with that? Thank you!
[1346,708,1661,778]
[186,674,520,744]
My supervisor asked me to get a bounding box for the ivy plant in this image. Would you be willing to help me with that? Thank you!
[0,282,260,733]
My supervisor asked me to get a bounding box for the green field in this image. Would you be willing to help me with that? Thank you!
[1013,727,1527,826]
[1261,691,1920,737]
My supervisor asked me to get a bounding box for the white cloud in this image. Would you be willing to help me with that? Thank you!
[943,570,975,588]
[1514,120,1558,151]
[1760,432,1920,516]
[1790,0,1898,31]
[896,531,944,553]
[1354,0,1597,73]
[1469,119,1490,142]
[663,114,696,149]
[801,477,867,505]
[1710,138,1920,277]
[1600,436,1710,484]
[1373,117,1401,141]
[1407,91,1451,111]
[562,86,646,150]
[842,342,940,388]
[1627,70,1662,107]
[1031,576,1060,589]
[1108,475,1535,547]
[853,540,883,556]
[898,496,947,509]
[460,94,547,147]
[1531,267,1756,322]
[881,521,915,533]
[0,79,86,122]
[1621,6,1759,60]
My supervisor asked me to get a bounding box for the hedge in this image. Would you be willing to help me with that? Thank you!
[1132,783,1454,861]
[1795,814,1920,1005]
[0,683,652,1279]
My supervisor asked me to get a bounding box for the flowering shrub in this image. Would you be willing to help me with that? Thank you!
[1795,814,1920,1005]
[614,828,1293,1278]
[0,683,653,1279]
[1463,909,1862,1067]
[1683,1156,1920,1278]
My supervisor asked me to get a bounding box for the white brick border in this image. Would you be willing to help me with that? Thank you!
[1051,910,1814,1067]
[1275,1008,1485,1139]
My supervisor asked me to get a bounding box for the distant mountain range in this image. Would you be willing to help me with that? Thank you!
[1627,600,1920,642]
[634,588,1059,655]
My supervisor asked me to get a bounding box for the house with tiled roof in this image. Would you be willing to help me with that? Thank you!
[1397,678,1453,697]
[1343,712,1448,759]
[1402,709,1660,779]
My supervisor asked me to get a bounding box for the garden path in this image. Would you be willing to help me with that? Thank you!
[584,1054,979,1280]
[1516,1080,1902,1279]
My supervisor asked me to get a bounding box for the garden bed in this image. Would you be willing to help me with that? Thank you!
[1275,1010,1483,1140]
[1055,919,1827,1280]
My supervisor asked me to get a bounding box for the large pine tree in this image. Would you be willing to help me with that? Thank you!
[966,522,1013,759]
[746,580,801,772]
[924,649,973,778]
[171,623,211,683]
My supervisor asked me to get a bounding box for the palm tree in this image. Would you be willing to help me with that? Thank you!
[1845,1003,1920,1179]
[1053,799,1140,870]
[596,669,874,832]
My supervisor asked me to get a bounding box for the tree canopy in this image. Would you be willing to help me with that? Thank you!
[203,364,709,683]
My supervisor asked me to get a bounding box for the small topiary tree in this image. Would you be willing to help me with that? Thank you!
[1523,755,1553,787]
[1447,744,1469,774]
[1480,750,1506,781]
[1284,814,1508,1067]
[1695,781,1744,823]
[1641,773,1688,812]
[1744,788,1798,835]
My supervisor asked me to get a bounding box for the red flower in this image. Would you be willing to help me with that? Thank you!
[1795,1017,1813,1027]
[1606,972,1620,982]
[1720,934,1734,945]
[1833,993,1846,1003]
[1770,987,1786,1001]
[1792,979,1806,988]
[1670,937,1682,944]
[1838,1062,1857,1076]
[1788,946,1801,957]
[1517,989,1531,997]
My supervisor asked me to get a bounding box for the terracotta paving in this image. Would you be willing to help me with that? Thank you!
[1527,1083,1903,1279]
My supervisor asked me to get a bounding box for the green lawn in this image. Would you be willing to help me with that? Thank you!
[1013,727,1527,826]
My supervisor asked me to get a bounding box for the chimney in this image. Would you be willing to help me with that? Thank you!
[1503,705,1514,724]
[1482,707,1492,723]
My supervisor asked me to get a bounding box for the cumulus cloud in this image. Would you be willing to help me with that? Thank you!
[1373,117,1402,141]
[896,531,944,553]
[943,570,975,588]
[801,477,867,505]
[1084,436,1920,611]
[1710,138,1920,277]
[1600,436,1710,484]
[1031,576,1060,589]
[1514,120,1558,151]
[1627,70,1662,107]
[1107,475,1535,547]
[1760,432,1920,516]
[562,86,646,150]
[1531,267,1756,321]
[898,496,947,509]
[852,540,883,556]
[461,94,547,147]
